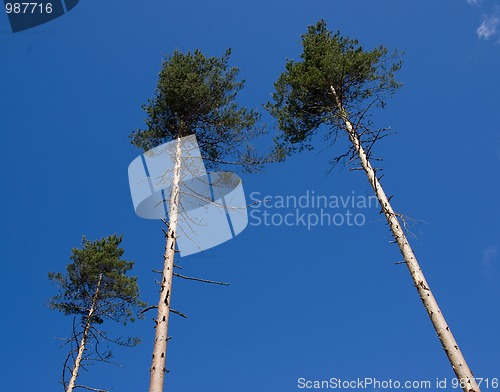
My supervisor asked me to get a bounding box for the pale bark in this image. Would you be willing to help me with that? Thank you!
[66,274,103,392]
[149,137,182,392]
[330,86,479,392]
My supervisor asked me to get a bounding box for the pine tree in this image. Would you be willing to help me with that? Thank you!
[131,48,266,392]
[266,20,479,392]
[49,235,146,392]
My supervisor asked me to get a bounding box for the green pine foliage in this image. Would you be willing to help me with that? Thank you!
[266,19,403,155]
[130,48,266,172]
[49,234,146,328]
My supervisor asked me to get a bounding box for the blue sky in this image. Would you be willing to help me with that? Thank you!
[1,1,499,391]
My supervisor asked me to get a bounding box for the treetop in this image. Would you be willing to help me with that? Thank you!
[49,234,146,325]
[130,48,266,172]
[266,19,403,155]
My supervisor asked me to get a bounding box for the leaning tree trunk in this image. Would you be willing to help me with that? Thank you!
[330,86,479,392]
[149,137,182,392]
[66,273,103,392]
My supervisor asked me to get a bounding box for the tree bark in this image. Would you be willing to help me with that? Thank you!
[66,274,103,392]
[330,86,479,392]
[149,137,182,392]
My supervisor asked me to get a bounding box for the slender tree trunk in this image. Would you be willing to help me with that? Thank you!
[66,273,103,392]
[330,86,479,392]
[149,137,182,392]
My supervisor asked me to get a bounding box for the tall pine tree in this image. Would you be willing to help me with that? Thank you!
[131,48,266,392]
[266,20,479,392]
[49,235,146,392]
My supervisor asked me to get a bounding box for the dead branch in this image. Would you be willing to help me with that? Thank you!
[170,309,188,318]
[74,385,109,392]
[141,305,158,314]
[173,273,229,286]
[395,212,428,239]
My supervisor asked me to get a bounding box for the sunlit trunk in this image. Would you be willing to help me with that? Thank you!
[66,274,103,392]
[149,137,182,392]
[331,86,479,392]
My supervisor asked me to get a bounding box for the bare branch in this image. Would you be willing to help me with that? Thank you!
[173,273,229,286]
[74,385,109,392]
[170,308,188,319]
[141,305,158,314]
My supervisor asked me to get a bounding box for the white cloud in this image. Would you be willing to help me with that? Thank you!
[477,14,500,39]
[467,0,480,6]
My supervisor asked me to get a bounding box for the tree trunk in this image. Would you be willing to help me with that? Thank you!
[149,137,182,392]
[66,273,103,392]
[330,86,479,392]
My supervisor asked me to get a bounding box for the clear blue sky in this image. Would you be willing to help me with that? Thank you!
[1,1,499,391]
